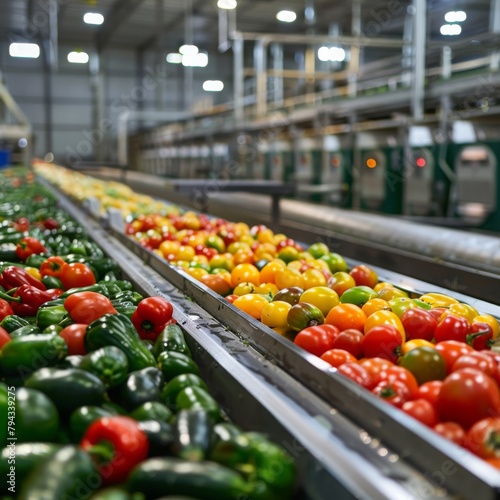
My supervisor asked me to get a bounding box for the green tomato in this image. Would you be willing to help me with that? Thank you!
[388,297,417,318]
[398,347,446,385]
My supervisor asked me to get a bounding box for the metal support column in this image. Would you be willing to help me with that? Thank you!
[254,39,268,117]
[348,0,361,97]
[490,0,500,70]
[155,0,166,110]
[90,53,106,162]
[183,0,194,113]
[412,0,426,120]
[233,37,244,122]
[350,113,361,209]
[401,8,413,87]
[271,43,283,107]
[441,46,452,79]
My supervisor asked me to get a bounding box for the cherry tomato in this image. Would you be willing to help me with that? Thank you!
[275,267,304,290]
[375,365,419,398]
[320,348,357,367]
[273,286,304,306]
[59,323,87,356]
[364,310,405,340]
[465,417,500,459]
[261,301,292,328]
[362,325,403,363]
[60,263,96,289]
[294,324,338,356]
[328,272,356,296]
[199,274,232,296]
[473,314,499,339]
[427,307,447,322]
[231,263,260,287]
[452,352,498,380]
[349,265,378,288]
[417,380,443,407]
[433,422,465,446]
[400,308,437,342]
[225,294,238,304]
[372,379,411,408]
[259,261,286,284]
[435,340,474,374]
[300,287,339,316]
[232,294,269,319]
[359,357,393,380]
[402,399,439,427]
[388,297,416,318]
[466,322,493,351]
[434,314,470,344]
[337,362,374,389]
[361,298,391,317]
[398,346,446,385]
[325,303,366,331]
[401,339,436,355]
[437,368,500,429]
[330,329,364,358]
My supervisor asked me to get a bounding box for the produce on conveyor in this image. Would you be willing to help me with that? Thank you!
[32,162,500,469]
[0,170,296,499]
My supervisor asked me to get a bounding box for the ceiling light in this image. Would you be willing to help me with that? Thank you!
[166,53,182,64]
[440,24,462,36]
[68,51,89,64]
[276,10,297,23]
[9,43,40,58]
[217,0,237,9]
[182,53,208,67]
[318,46,330,62]
[179,44,198,55]
[444,11,466,23]
[203,80,224,91]
[83,12,104,25]
[330,47,346,62]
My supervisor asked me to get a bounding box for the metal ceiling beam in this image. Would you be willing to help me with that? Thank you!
[96,0,146,52]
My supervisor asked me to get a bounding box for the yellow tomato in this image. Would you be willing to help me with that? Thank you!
[446,303,479,323]
[300,287,339,316]
[255,283,279,297]
[361,298,391,317]
[233,249,255,265]
[233,282,257,296]
[275,267,304,290]
[377,287,408,301]
[364,310,406,340]
[259,260,286,284]
[254,242,277,258]
[287,261,302,271]
[473,314,500,339]
[419,292,459,308]
[301,269,327,289]
[227,242,251,255]
[272,233,288,246]
[257,228,275,244]
[261,301,292,328]
[278,246,300,264]
[311,259,330,272]
[209,254,234,272]
[184,267,209,280]
[373,282,394,292]
[231,263,260,287]
[328,272,356,296]
[159,240,180,258]
[192,255,209,265]
[401,339,436,355]
[232,294,270,319]
[177,245,195,261]
[233,222,250,238]
[239,234,255,246]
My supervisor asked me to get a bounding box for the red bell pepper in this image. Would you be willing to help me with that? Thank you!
[0,326,11,349]
[15,236,47,261]
[0,299,14,322]
[80,416,149,485]
[0,266,46,291]
[131,296,174,341]
[0,285,62,317]
[40,256,66,278]
[64,291,117,324]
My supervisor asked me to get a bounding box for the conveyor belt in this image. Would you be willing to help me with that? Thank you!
[86,167,500,304]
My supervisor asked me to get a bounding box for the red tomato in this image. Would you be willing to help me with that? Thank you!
[400,308,437,342]
[349,265,378,288]
[294,325,338,357]
[417,380,443,407]
[330,329,364,358]
[59,324,87,356]
[225,294,238,304]
[372,379,411,408]
[401,399,439,427]
[435,340,474,374]
[60,263,96,289]
[375,366,419,398]
[434,314,470,344]
[362,325,403,363]
[337,362,374,389]
[465,417,500,459]
[467,322,493,351]
[479,350,500,386]
[40,256,66,278]
[0,326,11,349]
[320,349,357,368]
[359,357,394,380]
[452,352,498,380]
[427,307,447,322]
[437,368,500,429]
[433,422,465,446]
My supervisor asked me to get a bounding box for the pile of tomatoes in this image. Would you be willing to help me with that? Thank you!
[123,215,500,466]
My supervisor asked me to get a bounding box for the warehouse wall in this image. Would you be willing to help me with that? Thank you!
[0,43,233,164]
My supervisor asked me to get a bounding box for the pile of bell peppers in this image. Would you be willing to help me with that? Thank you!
[0,170,296,499]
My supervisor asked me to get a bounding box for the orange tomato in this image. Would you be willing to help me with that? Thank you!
[325,304,367,332]
[362,298,391,317]
[232,294,270,319]
[328,272,356,296]
[275,267,304,290]
[259,261,286,285]
[199,274,232,296]
[231,263,260,287]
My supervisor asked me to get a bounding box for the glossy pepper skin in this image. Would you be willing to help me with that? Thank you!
[0,285,62,317]
[131,297,174,341]
[64,291,117,324]
[81,416,149,485]
[0,298,14,321]
[0,266,46,291]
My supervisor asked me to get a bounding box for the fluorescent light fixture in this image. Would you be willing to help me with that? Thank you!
[444,11,466,23]
[330,47,346,62]
[318,46,330,62]
[9,43,40,58]
[83,12,104,25]
[67,51,89,64]
[440,24,462,36]
[179,44,198,55]
[276,10,296,22]
[203,80,224,91]
[217,0,237,9]
[182,53,208,67]
[166,53,182,64]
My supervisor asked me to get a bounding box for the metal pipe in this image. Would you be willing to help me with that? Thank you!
[271,43,284,106]
[348,0,361,97]
[411,0,426,120]
[233,36,244,122]
[48,0,58,71]
[254,39,268,116]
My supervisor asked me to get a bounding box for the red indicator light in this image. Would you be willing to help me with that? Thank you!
[416,157,426,168]
[366,158,377,169]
